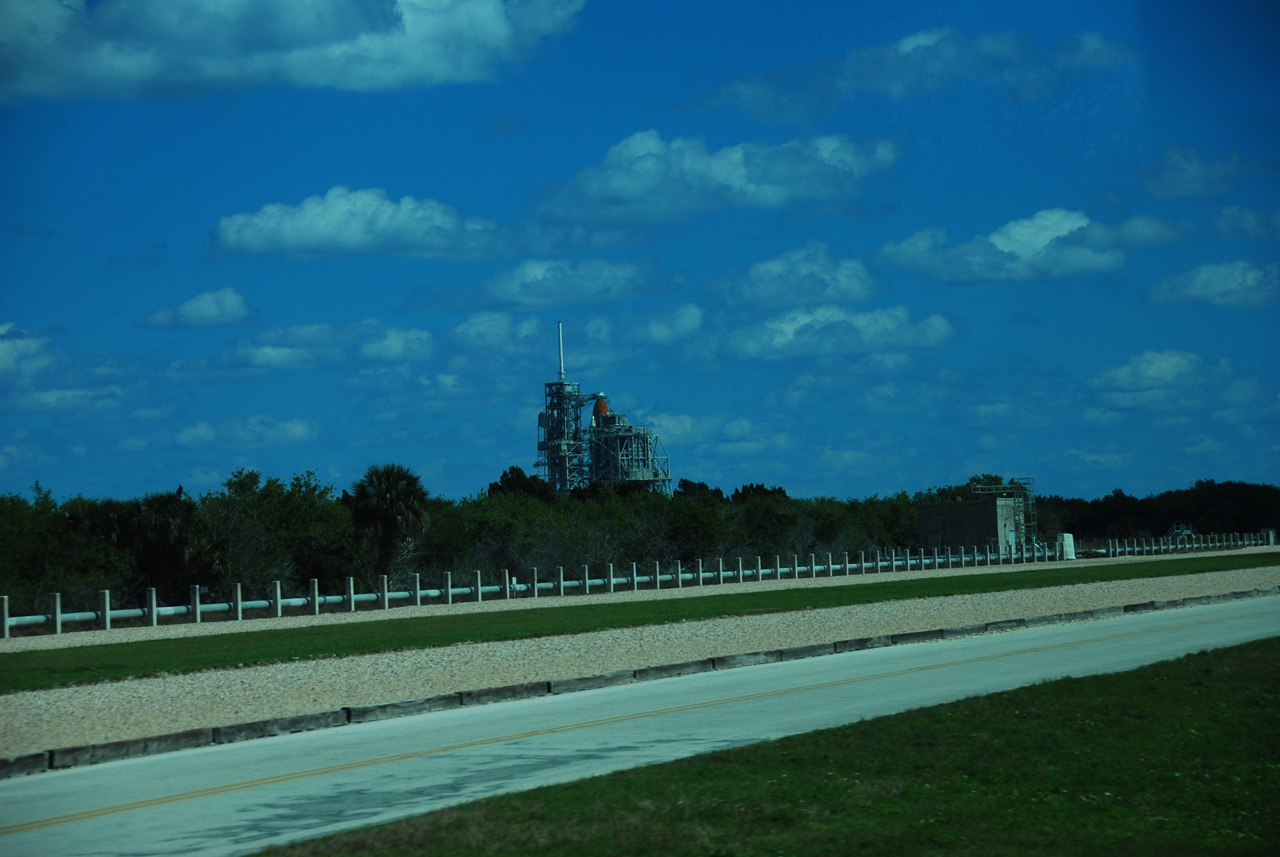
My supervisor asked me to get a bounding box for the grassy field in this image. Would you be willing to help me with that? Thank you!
[256,636,1280,857]
[1,551,1276,695]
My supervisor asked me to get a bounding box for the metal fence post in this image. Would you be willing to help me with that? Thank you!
[581,565,589,597]
[719,557,726,585]
[503,569,511,599]
[676,560,683,588]
[190,584,202,624]
[1,596,7,639]
[146,587,158,627]
[413,572,422,606]
[632,562,638,592]
[346,577,356,612]
[475,570,483,603]
[98,589,111,631]
[445,572,453,605]
[532,567,539,598]
[557,566,565,597]
[310,579,320,616]
[755,556,762,582]
[655,561,661,590]
[273,580,282,618]
[233,583,242,621]
[379,574,390,609]
[608,563,615,594]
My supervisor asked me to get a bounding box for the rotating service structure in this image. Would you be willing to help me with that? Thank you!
[536,324,671,494]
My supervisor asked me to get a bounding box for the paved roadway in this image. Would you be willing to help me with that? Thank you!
[1,596,1277,857]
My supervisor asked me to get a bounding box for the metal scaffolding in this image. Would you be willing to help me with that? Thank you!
[535,323,671,494]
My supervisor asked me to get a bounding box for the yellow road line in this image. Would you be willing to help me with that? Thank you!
[3,606,1274,837]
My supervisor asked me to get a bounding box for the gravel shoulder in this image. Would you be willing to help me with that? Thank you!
[2,559,1278,758]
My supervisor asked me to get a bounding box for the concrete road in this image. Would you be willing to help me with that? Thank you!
[1,596,1276,857]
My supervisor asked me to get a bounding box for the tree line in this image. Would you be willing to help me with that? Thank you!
[1,467,1275,614]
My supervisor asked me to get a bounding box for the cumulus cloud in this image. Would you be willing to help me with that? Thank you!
[1142,146,1270,198]
[1148,261,1280,307]
[0,323,55,384]
[534,130,901,225]
[450,311,539,353]
[877,209,1184,282]
[176,415,317,448]
[214,186,500,258]
[1214,206,1280,242]
[142,287,251,327]
[727,305,953,359]
[708,27,1132,121]
[10,386,123,411]
[484,258,646,307]
[722,243,878,308]
[1,0,584,100]
[1090,349,1228,409]
[359,328,435,361]
[634,303,704,344]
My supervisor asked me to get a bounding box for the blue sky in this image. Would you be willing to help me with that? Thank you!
[2,0,1278,503]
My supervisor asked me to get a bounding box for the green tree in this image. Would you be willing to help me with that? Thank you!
[350,464,431,581]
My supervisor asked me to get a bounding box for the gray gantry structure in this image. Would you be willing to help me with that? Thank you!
[535,323,671,494]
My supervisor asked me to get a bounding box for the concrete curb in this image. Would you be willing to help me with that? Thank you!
[3,586,1277,780]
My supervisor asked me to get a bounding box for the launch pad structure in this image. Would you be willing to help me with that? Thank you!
[536,324,671,494]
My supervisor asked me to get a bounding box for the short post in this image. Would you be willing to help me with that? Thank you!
[445,571,453,605]
[842,551,849,575]
[582,565,589,596]
[476,570,483,603]
[1,596,7,639]
[737,556,743,583]
[608,563,615,594]
[233,583,242,621]
[50,592,62,635]
[655,560,662,590]
[858,550,865,573]
[309,579,320,616]
[503,569,511,599]
[190,584,202,624]
[98,589,112,631]
[272,580,282,618]
[719,557,726,585]
[932,548,939,570]
[532,567,539,598]
[755,556,763,582]
[146,587,158,626]
[379,574,389,609]
[698,558,704,586]
[810,553,817,578]
[346,577,356,612]
[676,560,683,588]
[412,572,422,606]
[874,549,881,573]
[557,566,565,596]
[775,555,781,581]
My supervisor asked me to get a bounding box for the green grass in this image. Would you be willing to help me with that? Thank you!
[257,636,1280,857]
[1,551,1276,695]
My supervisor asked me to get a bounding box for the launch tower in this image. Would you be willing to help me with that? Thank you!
[535,324,671,494]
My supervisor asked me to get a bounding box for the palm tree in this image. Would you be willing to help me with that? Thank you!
[350,464,431,578]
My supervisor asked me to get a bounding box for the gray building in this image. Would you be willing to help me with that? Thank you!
[917,496,1027,552]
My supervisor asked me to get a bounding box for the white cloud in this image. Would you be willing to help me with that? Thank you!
[450,311,539,353]
[485,259,646,307]
[635,303,703,344]
[711,27,1132,121]
[1149,261,1280,307]
[359,328,435,362]
[143,287,251,327]
[1090,349,1229,409]
[535,130,901,225]
[0,323,55,383]
[878,209,1182,282]
[1142,146,1269,198]
[1214,207,1280,242]
[214,186,500,258]
[11,386,123,411]
[1,0,584,101]
[176,415,316,448]
[728,305,953,359]
[723,243,878,308]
